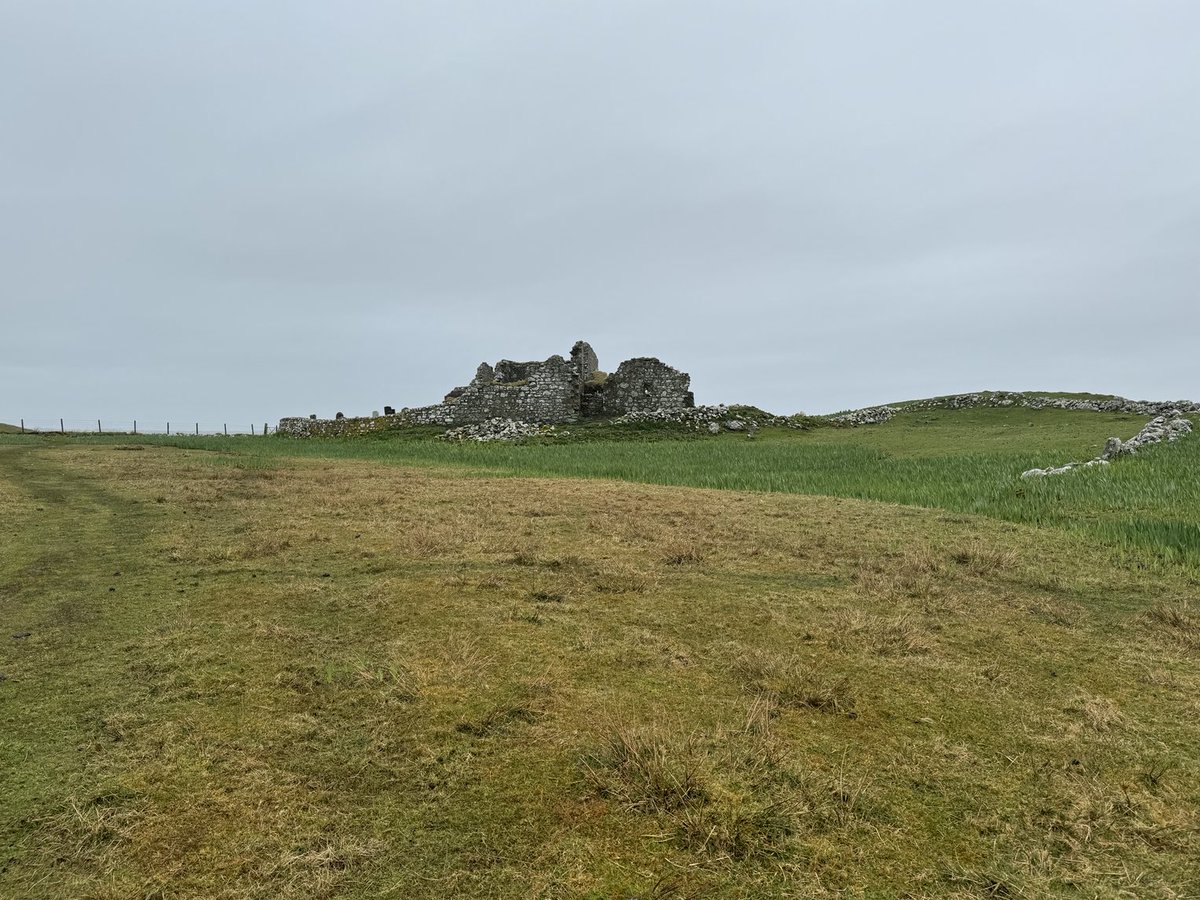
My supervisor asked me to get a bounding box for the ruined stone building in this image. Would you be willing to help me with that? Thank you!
[278,340,694,435]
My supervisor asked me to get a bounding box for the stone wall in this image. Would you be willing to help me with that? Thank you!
[570,340,599,382]
[900,392,1200,416]
[582,357,694,419]
[428,354,582,425]
[276,415,402,437]
[1022,414,1193,478]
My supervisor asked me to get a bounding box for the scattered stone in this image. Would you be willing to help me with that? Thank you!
[725,420,745,431]
[441,418,559,442]
[612,404,802,432]
[830,406,898,427]
[900,392,1200,417]
[0,673,7,682]
[12,631,31,639]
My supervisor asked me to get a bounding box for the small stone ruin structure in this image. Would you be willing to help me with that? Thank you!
[278,340,694,435]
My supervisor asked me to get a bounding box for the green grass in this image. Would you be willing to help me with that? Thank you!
[0,423,19,434]
[10,405,1190,566]
[2,436,1199,897]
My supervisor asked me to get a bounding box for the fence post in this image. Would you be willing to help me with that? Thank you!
[224,424,228,436]
[264,422,268,436]
[195,423,199,435]
[60,418,64,434]
[251,424,255,436]
[20,419,24,434]
[167,421,170,435]
[97,419,102,434]
[133,420,137,435]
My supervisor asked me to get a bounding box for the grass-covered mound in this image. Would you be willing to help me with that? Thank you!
[1,432,1198,897]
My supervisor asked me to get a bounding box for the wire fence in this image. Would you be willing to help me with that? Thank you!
[10,418,276,436]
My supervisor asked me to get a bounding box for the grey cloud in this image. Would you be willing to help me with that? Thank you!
[2,1,1198,427]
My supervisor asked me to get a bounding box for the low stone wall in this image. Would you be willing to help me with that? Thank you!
[830,406,899,426]
[903,392,1200,416]
[276,415,405,438]
[1022,414,1194,478]
[827,393,1200,428]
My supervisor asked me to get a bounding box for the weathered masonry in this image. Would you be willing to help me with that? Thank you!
[278,340,694,435]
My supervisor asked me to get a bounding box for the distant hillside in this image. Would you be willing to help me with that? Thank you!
[0,422,20,433]
[891,389,1124,406]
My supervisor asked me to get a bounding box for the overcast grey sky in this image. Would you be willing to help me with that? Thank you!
[3,1,1198,427]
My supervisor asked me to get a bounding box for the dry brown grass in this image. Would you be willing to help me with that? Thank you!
[826,607,933,656]
[732,649,858,714]
[1141,599,1200,652]
[1,442,1198,897]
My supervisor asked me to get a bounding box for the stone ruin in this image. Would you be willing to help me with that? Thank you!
[277,340,694,436]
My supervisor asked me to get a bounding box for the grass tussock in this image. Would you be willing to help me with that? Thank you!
[1141,599,1200,652]
[1066,691,1127,732]
[949,542,1019,576]
[853,549,949,604]
[826,608,932,656]
[662,542,706,566]
[455,678,553,736]
[582,726,712,813]
[732,650,857,715]
[582,713,873,862]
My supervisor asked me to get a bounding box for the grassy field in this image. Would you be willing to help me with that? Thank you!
[15,405,1197,566]
[1,407,1198,897]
